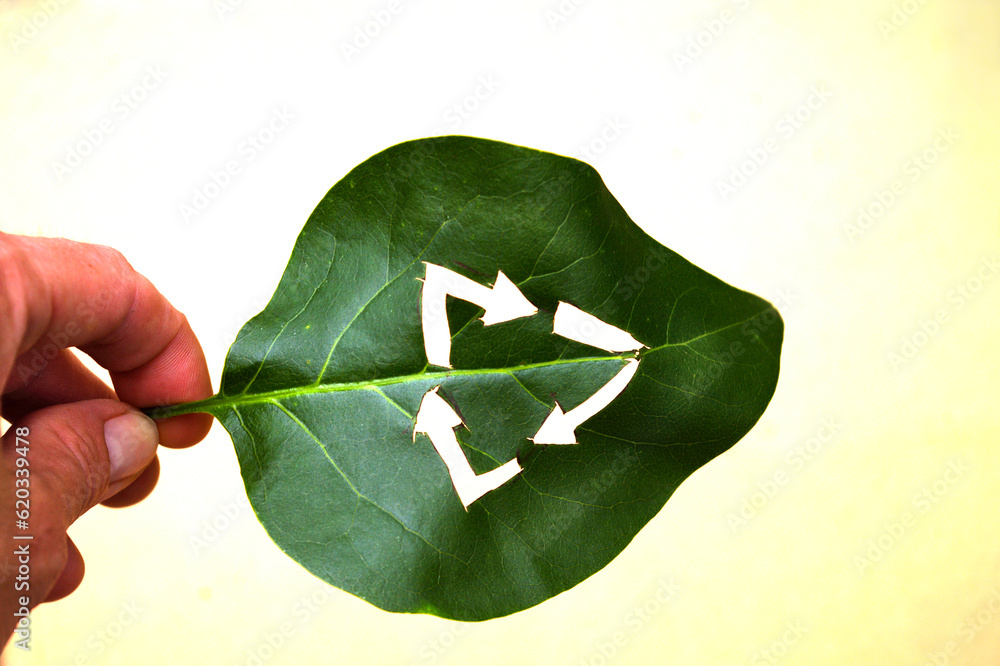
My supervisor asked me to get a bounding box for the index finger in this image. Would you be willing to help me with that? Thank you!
[2,233,214,447]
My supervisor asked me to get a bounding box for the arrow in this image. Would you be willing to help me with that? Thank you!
[552,302,645,353]
[421,262,537,368]
[531,358,640,445]
[414,387,523,509]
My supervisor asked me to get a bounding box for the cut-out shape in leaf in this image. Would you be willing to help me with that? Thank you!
[413,385,523,509]
[415,261,644,506]
[149,136,783,621]
[420,262,537,368]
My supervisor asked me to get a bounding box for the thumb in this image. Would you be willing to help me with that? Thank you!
[2,399,159,640]
[13,399,160,527]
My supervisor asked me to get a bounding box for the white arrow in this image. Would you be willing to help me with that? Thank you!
[414,386,523,509]
[553,302,645,353]
[531,358,640,445]
[421,262,537,368]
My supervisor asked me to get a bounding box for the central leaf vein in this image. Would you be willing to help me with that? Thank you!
[208,354,627,412]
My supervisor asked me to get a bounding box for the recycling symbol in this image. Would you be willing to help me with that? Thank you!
[413,262,645,509]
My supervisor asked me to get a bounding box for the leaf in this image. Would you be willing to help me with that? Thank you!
[155,136,783,621]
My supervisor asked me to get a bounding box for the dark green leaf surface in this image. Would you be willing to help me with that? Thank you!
[169,136,783,620]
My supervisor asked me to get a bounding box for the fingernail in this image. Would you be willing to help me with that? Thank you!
[104,412,160,482]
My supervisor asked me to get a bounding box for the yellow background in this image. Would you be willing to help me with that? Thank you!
[1,1,998,664]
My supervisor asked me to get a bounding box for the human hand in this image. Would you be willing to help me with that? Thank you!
[0,233,213,648]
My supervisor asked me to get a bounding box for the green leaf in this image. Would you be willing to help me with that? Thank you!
[157,136,783,621]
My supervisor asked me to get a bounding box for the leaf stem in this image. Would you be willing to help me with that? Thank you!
[142,395,225,420]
